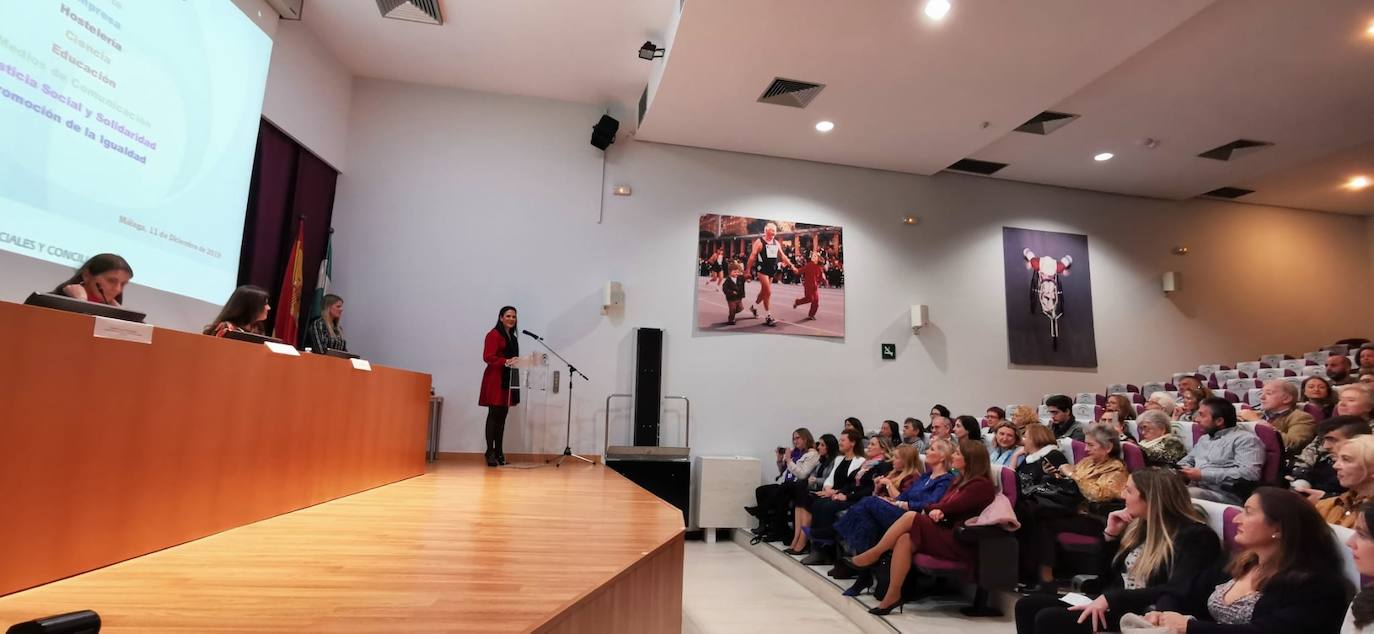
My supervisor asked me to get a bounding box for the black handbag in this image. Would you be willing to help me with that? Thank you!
[1025,476,1083,516]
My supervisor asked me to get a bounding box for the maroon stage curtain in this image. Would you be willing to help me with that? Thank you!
[239,119,338,341]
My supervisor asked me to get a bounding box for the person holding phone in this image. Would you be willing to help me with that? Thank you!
[55,253,133,306]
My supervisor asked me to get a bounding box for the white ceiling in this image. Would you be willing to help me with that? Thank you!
[298,0,675,108]
[296,0,1374,215]
[636,0,1216,176]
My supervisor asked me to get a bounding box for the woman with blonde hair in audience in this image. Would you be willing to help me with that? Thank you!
[1136,410,1188,468]
[1338,384,1374,421]
[990,422,1021,467]
[835,441,956,596]
[844,440,997,614]
[1144,392,1177,416]
[1301,435,1374,529]
[1143,488,1351,633]
[1015,468,1221,633]
[1342,502,1374,633]
[1010,423,1069,491]
[1022,424,1129,591]
[1010,405,1040,432]
[1175,388,1204,422]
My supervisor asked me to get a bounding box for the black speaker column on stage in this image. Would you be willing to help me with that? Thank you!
[632,327,662,446]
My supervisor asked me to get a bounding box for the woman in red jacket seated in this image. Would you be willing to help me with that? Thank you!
[479,306,521,467]
[845,438,996,615]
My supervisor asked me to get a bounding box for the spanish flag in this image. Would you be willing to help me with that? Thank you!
[273,218,305,346]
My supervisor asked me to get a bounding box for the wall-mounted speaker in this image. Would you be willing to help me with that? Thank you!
[591,115,620,151]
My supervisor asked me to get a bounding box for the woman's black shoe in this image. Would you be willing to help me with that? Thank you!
[868,602,903,616]
[496,452,508,466]
[842,555,874,571]
[782,546,809,556]
[744,505,761,517]
[484,450,499,467]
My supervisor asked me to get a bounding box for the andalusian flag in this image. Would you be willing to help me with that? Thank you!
[273,218,305,345]
[309,231,333,323]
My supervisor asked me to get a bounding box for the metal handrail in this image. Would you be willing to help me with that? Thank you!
[603,393,691,450]
[664,395,690,448]
[604,393,632,453]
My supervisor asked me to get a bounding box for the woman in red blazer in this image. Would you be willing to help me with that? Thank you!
[480,306,520,467]
[845,438,997,614]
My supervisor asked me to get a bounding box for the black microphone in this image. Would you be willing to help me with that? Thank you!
[520,329,543,340]
[93,281,109,304]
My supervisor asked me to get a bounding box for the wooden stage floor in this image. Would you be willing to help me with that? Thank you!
[0,461,686,633]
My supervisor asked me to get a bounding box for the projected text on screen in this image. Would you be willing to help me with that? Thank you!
[0,1,272,304]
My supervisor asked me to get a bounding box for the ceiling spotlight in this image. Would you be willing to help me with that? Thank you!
[638,41,665,61]
[1094,152,1115,162]
[1367,20,1374,36]
[902,215,918,225]
[924,0,951,21]
[1346,175,1372,190]
[815,120,835,133]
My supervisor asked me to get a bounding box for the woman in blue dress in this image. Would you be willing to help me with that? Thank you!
[835,439,957,596]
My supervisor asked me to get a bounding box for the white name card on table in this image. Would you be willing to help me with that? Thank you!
[264,342,300,356]
[350,358,372,372]
[92,316,153,344]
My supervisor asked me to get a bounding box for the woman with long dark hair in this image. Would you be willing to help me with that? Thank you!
[1014,468,1221,633]
[1144,487,1352,632]
[1343,502,1374,633]
[203,285,270,337]
[55,253,133,306]
[479,306,520,467]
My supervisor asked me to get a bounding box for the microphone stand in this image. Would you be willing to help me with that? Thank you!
[523,331,594,467]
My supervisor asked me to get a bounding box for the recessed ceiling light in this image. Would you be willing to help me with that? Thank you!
[1094,152,1114,162]
[1366,20,1374,36]
[815,120,835,133]
[924,0,951,21]
[1346,175,1371,190]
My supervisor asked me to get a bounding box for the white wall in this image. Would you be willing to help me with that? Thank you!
[331,78,1374,481]
[261,20,352,170]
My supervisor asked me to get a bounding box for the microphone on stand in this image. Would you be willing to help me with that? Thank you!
[520,329,543,341]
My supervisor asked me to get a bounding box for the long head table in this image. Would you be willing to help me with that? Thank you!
[0,300,431,596]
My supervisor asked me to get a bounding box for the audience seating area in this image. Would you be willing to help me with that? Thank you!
[753,339,1374,628]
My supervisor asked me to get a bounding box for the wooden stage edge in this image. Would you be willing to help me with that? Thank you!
[0,462,685,633]
[436,452,604,465]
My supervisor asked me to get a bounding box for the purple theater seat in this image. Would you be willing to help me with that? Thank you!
[1122,442,1145,472]
[1303,402,1327,423]
[1222,506,1242,550]
[1192,425,1206,445]
[1069,440,1087,462]
[1249,423,1282,484]
[915,554,971,577]
[999,466,1018,507]
[1056,533,1100,550]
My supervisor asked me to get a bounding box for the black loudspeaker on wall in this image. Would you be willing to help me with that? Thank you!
[633,327,663,446]
[591,114,619,151]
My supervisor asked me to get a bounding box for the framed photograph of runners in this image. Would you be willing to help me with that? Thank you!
[1002,226,1098,367]
[696,213,845,338]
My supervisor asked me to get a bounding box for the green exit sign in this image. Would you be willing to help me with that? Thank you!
[881,344,896,360]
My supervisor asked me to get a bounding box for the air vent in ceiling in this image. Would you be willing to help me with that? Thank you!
[946,158,1009,175]
[376,0,443,25]
[1014,111,1080,135]
[757,78,825,108]
[1200,186,1255,199]
[1198,139,1273,161]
